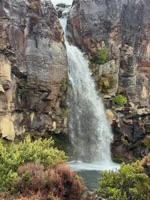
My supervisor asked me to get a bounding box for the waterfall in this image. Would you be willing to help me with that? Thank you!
[60,17,113,165]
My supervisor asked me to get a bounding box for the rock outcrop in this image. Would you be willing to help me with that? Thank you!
[67,0,150,107]
[111,114,150,162]
[0,0,68,139]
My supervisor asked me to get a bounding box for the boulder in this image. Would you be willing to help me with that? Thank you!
[0,115,15,140]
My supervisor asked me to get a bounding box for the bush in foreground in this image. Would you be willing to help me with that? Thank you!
[0,137,67,191]
[97,162,150,200]
[4,163,85,200]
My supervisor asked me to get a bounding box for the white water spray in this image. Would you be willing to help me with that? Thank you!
[60,17,113,163]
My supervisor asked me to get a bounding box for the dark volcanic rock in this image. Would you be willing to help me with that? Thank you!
[67,0,150,107]
[111,115,150,162]
[0,0,68,139]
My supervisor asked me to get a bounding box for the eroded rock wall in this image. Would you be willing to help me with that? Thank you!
[67,0,150,107]
[0,0,68,139]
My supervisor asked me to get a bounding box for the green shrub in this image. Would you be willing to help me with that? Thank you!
[0,137,67,191]
[91,48,109,64]
[97,162,150,200]
[113,95,127,106]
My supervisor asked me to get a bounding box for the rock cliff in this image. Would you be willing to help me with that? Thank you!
[67,0,150,107]
[67,0,150,161]
[0,0,68,139]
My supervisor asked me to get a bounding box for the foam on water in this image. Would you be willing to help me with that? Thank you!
[68,161,120,171]
[51,0,73,6]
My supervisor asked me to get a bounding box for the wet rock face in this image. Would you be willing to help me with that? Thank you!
[0,0,68,139]
[68,0,150,107]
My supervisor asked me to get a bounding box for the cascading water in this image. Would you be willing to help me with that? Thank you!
[51,0,119,172]
[60,17,113,165]
[68,48,113,163]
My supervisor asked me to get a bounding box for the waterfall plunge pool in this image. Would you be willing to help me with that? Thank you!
[78,170,100,191]
[68,161,120,191]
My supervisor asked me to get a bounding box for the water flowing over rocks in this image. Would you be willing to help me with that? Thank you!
[59,12,113,164]
[0,0,68,139]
